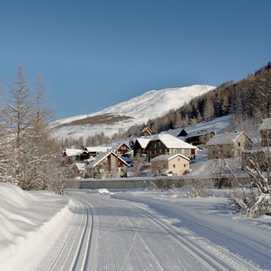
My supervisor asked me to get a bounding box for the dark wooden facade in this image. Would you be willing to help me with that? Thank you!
[116,143,130,156]
[145,140,194,160]
[133,140,146,157]
[185,131,215,146]
[145,140,168,160]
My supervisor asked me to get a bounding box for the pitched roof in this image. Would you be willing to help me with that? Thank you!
[111,142,131,151]
[206,131,246,146]
[136,137,152,149]
[259,118,271,130]
[151,153,190,162]
[64,148,83,157]
[86,146,111,153]
[147,134,197,149]
[89,151,129,168]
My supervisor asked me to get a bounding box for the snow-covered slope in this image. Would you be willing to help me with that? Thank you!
[52,84,215,139]
[0,183,71,270]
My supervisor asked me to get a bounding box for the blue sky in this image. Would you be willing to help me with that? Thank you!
[0,0,270,119]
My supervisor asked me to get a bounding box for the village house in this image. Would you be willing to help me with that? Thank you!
[259,118,271,147]
[87,151,129,178]
[185,131,216,146]
[133,137,151,158]
[151,153,190,176]
[206,131,253,159]
[86,146,111,157]
[113,143,131,156]
[63,148,89,163]
[145,134,197,160]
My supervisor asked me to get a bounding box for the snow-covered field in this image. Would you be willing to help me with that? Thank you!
[52,85,215,139]
[1,183,271,270]
[113,190,271,270]
[166,115,233,138]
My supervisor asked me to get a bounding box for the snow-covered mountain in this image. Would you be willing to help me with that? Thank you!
[52,85,215,139]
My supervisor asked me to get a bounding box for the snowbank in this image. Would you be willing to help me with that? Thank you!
[98,188,114,195]
[0,183,71,270]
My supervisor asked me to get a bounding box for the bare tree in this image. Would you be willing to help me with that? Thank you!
[0,68,64,193]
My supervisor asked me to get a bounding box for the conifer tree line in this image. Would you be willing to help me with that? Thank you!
[0,67,64,193]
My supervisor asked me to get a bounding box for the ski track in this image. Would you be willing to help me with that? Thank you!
[36,191,263,271]
[133,205,259,271]
[38,198,94,271]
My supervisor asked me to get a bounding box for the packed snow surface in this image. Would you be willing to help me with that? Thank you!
[52,85,215,139]
[1,185,270,270]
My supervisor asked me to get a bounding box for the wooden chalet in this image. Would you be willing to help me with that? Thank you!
[145,134,197,160]
[133,137,151,158]
[114,143,131,156]
[63,148,90,163]
[185,131,215,146]
[87,151,129,178]
[86,146,111,157]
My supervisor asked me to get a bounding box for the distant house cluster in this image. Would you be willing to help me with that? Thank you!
[132,133,197,177]
[63,142,131,179]
[62,116,271,180]
[63,133,198,179]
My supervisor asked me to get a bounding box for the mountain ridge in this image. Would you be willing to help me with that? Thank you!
[52,84,215,139]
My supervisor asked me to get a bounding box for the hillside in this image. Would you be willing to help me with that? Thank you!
[124,63,271,137]
[52,85,215,139]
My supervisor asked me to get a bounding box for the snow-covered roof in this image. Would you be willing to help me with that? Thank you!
[165,115,232,138]
[206,131,245,146]
[136,137,152,149]
[147,134,197,149]
[64,148,83,157]
[259,118,271,130]
[86,146,111,153]
[151,153,190,162]
[89,151,129,168]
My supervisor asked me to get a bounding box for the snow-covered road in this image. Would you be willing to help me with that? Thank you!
[34,190,270,271]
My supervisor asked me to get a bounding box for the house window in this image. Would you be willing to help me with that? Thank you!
[238,142,241,147]
[173,164,176,168]
[184,164,186,167]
